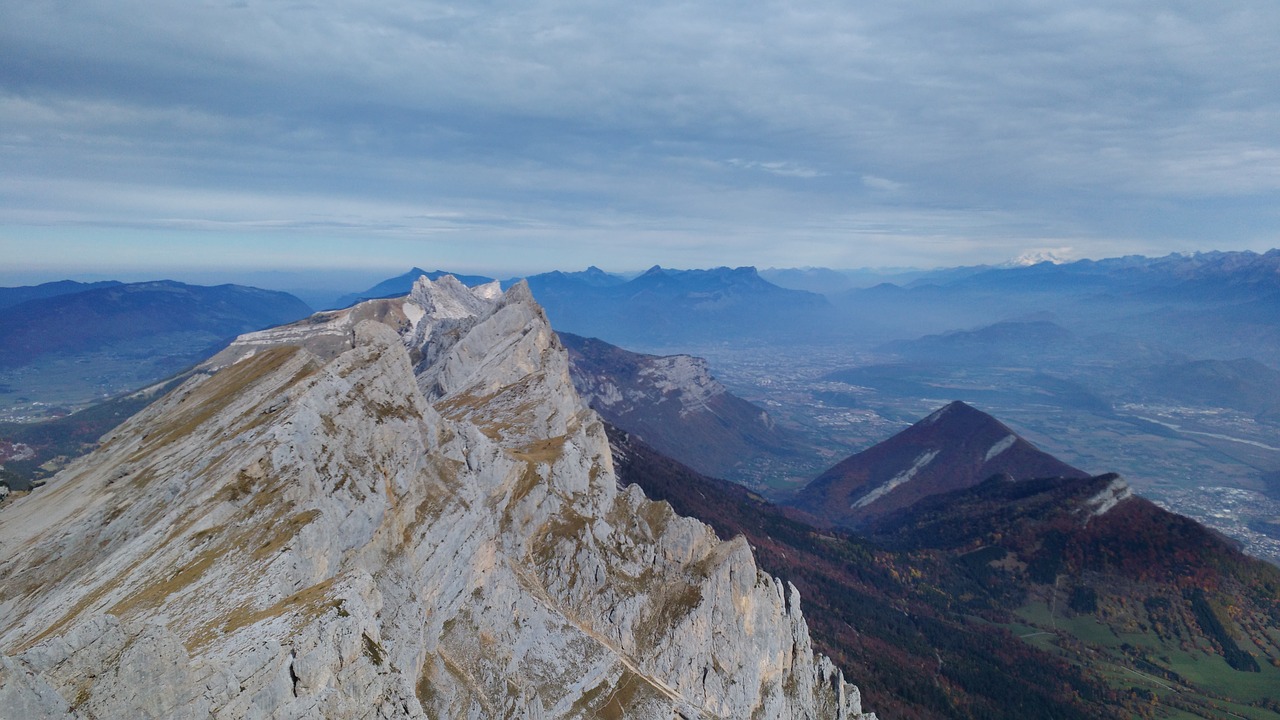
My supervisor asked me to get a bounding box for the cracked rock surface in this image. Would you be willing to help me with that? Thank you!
[0,277,873,719]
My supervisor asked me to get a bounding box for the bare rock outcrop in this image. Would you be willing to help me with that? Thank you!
[0,278,873,719]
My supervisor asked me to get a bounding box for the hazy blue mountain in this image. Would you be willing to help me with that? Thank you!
[759,267,863,295]
[0,281,310,368]
[522,265,627,290]
[523,265,834,347]
[827,250,1280,358]
[0,281,310,417]
[1123,358,1280,421]
[880,320,1077,365]
[760,265,997,296]
[0,280,123,310]
[1126,291,1280,365]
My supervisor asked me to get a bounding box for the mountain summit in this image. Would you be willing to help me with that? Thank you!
[0,276,870,719]
[794,400,1086,526]
[331,268,496,309]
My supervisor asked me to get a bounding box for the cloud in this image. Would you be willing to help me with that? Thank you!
[727,159,825,179]
[861,175,904,192]
[1,0,1278,273]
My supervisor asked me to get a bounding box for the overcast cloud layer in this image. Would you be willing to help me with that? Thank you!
[3,0,1279,277]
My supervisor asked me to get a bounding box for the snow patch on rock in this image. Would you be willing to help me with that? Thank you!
[985,434,1017,462]
[921,405,950,425]
[1085,477,1134,518]
[854,449,941,509]
[401,299,425,330]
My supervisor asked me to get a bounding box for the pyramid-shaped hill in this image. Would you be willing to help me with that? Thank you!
[611,420,1280,719]
[793,401,1086,527]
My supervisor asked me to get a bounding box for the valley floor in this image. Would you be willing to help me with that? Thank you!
[657,340,1280,566]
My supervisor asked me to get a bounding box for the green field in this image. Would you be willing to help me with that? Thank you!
[1009,600,1280,720]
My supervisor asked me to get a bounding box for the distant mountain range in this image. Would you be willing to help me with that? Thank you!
[530,265,834,347]
[832,249,1280,361]
[1130,358,1280,421]
[340,264,833,347]
[0,280,311,418]
[0,280,310,368]
[331,267,497,308]
[0,280,123,310]
[895,250,1280,300]
[867,316,1280,426]
[880,320,1078,365]
[336,251,1280,360]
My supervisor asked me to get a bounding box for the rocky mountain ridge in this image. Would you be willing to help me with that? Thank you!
[0,275,870,719]
[612,409,1280,720]
[0,280,124,311]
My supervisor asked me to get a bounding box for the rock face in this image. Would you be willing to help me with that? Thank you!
[0,276,872,719]
[560,332,804,484]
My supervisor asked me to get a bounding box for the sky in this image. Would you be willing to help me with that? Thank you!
[3,0,1280,283]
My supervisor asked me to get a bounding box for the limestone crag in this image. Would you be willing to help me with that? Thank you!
[582,353,727,419]
[0,278,873,719]
[557,332,802,483]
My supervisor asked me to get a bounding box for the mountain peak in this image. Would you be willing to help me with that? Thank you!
[407,273,492,320]
[793,401,1086,526]
[0,275,869,718]
[920,399,987,425]
[332,268,496,309]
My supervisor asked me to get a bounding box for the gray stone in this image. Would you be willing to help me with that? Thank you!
[0,278,874,719]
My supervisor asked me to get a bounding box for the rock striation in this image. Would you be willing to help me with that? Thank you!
[0,276,872,719]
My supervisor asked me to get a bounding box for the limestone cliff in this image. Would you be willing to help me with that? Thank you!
[0,277,873,719]
[558,332,805,484]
